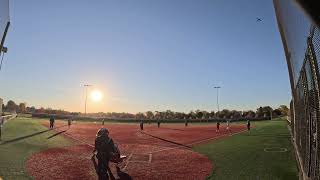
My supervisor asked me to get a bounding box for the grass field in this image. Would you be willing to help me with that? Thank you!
[194,118,299,180]
[0,117,298,179]
[0,118,74,179]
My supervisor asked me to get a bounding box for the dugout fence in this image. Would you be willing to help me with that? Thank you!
[274,0,320,179]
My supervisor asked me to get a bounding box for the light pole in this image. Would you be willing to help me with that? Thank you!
[214,86,221,118]
[83,84,92,115]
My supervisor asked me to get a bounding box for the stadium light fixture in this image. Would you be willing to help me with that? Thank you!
[214,86,221,118]
[83,84,93,115]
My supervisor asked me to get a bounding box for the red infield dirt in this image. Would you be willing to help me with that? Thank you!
[26,121,247,180]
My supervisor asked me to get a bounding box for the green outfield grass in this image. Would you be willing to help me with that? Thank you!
[194,118,299,180]
[0,117,74,179]
[0,117,299,180]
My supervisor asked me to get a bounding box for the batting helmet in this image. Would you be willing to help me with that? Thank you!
[96,128,109,137]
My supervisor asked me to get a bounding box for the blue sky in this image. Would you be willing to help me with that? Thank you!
[0,0,291,113]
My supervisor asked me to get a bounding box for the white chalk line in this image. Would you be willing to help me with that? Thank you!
[63,131,94,148]
[148,129,248,154]
[264,147,288,152]
[56,126,248,171]
[122,129,247,170]
[57,128,132,172]
[121,153,133,171]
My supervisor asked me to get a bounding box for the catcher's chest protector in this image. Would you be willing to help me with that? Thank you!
[96,137,113,157]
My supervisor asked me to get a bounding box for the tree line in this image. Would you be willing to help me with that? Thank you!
[135,105,289,120]
[2,99,289,120]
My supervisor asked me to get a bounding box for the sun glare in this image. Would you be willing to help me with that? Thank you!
[91,90,103,102]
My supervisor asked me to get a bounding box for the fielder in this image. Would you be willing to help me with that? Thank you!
[247,120,251,134]
[140,120,144,131]
[68,117,72,129]
[49,116,55,129]
[226,120,231,133]
[216,121,220,132]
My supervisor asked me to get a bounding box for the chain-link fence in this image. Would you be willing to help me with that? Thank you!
[274,0,320,179]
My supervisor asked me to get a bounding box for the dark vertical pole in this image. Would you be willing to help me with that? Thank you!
[214,86,221,118]
[85,86,88,115]
[83,84,92,115]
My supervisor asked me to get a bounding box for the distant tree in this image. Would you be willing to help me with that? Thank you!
[188,111,196,119]
[262,106,273,117]
[273,109,282,116]
[209,111,215,118]
[135,112,145,119]
[154,111,160,119]
[256,107,264,117]
[195,110,203,119]
[174,112,185,119]
[145,111,153,124]
[146,111,154,119]
[2,104,6,111]
[6,100,17,112]
[165,110,174,119]
[159,112,165,119]
[219,109,231,118]
[231,110,241,119]
[202,111,210,119]
[35,107,45,113]
[19,103,26,113]
[26,106,36,113]
[246,110,256,118]
[278,105,289,116]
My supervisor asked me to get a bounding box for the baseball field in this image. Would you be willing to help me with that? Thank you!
[0,117,298,180]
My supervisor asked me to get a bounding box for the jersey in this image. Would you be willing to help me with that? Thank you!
[95,136,116,160]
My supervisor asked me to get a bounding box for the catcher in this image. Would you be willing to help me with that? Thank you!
[92,128,125,180]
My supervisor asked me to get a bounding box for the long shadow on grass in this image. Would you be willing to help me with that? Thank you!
[141,131,191,149]
[47,130,67,139]
[0,125,68,145]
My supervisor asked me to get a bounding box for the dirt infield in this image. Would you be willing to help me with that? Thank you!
[26,121,247,179]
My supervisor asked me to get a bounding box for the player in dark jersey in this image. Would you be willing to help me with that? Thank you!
[67,117,72,129]
[92,128,117,180]
[216,121,220,132]
[140,120,144,131]
[49,116,55,129]
[247,120,251,134]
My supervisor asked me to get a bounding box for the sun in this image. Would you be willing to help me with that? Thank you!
[91,90,103,102]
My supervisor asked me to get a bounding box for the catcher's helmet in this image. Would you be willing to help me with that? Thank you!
[96,128,109,137]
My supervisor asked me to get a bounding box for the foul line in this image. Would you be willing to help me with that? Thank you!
[148,129,248,154]
[122,153,133,171]
[56,126,247,171]
[59,129,133,172]
[264,147,288,152]
[62,131,94,148]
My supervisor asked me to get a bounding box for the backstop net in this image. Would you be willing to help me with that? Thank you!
[274,0,320,178]
[0,0,10,55]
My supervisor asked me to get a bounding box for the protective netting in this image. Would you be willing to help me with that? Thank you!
[0,0,9,52]
[0,0,9,37]
[274,0,320,178]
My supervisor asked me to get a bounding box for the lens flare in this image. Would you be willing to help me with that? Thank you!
[91,90,103,102]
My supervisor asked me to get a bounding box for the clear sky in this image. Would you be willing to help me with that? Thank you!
[0,0,291,113]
